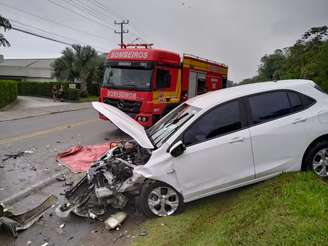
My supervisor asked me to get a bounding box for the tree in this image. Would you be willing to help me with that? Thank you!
[239,25,328,91]
[257,49,286,81]
[0,15,12,47]
[52,45,104,96]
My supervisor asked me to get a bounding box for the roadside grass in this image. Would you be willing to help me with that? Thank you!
[79,95,98,103]
[134,172,328,246]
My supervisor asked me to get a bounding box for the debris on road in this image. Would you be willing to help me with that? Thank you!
[56,176,66,182]
[104,212,128,230]
[55,140,149,230]
[0,195,58,238]
[138,230,148,237]
[56,142,119,173]
[2,150,34,162]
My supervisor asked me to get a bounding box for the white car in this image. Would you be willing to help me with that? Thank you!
[78,79,328,217]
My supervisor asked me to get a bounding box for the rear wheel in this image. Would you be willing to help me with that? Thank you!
[303,141,328,178]
[137,181,183,217]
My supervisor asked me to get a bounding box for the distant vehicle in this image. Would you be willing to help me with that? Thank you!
[58,79,328,218]
[99,44,228,127]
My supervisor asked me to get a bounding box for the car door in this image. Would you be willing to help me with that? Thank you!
[172,100,255,201]
[248,90,317,178]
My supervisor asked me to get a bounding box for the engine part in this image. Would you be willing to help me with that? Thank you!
[95,187,113,199]
[104,212,127,230]
[56,140,150,220]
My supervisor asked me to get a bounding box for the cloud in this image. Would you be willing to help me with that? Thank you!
[1,0,328,82]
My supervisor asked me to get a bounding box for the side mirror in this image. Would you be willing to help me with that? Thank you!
[169,141,186,157]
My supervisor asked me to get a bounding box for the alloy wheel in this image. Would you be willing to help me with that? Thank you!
[312,148,328,177]
[147,186,180,216]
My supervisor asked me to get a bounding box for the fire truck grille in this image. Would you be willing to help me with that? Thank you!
[103,98,141,114]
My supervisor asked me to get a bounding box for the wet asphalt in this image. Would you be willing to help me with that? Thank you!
[0,107,145,246]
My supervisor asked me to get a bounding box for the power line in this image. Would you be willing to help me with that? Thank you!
[11,19,81,44]
[10,19,108,52]
[46,0,116,32]
[11,26,73,46]
[0,2,112,43]
[91,0,148,42]
[114,20,129,48]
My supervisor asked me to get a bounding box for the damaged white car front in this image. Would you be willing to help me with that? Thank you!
[56,102,199,218]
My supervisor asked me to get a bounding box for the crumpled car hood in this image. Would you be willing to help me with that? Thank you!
[92,102,154,149]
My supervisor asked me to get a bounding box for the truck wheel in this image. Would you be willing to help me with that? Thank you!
[303,141,328,178]
[137,181,183,217]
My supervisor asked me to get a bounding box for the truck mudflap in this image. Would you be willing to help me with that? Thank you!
[0,195,58,237]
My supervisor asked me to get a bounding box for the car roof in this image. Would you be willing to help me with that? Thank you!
[187,79,316,110]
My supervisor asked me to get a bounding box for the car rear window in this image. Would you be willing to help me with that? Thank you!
[287,91,303,112]
[249,91,291,124]
[249,90,316,125]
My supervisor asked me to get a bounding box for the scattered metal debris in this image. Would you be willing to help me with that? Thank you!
[0,195,58,238]
[104,212,128,230]
[138,230,148,237]
[2,150,34,162]
[56,176,66,182]
[64,180,74,186]
[55,141,148,219]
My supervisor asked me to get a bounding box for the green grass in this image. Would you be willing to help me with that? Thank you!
[134,172,328,246]
[79,95,98,102]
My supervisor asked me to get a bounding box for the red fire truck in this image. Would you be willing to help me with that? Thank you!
[99,44,228,127]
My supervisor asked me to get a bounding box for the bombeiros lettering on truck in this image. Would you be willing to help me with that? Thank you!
[99,43,229,127]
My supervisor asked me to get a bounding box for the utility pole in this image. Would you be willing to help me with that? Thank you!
[114,20,129,48]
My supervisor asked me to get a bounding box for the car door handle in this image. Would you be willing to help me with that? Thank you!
[167,169,176,174]
[293,118,307,124]
[229,137,244,144]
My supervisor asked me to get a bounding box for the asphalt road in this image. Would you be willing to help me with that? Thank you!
[0,107,144,246]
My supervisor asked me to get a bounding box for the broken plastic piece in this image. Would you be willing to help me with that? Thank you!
[0,195,58,237]
[104,212,127,230]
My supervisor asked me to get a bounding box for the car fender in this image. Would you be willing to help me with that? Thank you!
[133,156,183,194]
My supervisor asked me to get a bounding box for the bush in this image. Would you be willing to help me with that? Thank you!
[0,80,18,108]
[64,88,80,101]
[16,81,81,101]
[87,83,100,96]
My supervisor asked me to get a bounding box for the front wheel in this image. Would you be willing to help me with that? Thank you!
[303,141,328,178]
[137,181,183,217]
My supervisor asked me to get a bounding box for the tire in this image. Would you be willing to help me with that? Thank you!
[137,181,183,217]
[303,141,328,178]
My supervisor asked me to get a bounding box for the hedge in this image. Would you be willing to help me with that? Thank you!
[65,88,80,101]
[15,81,82,101]
[0,80,18,108]
[16,81,98,100]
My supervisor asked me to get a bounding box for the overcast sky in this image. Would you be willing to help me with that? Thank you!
[0,0,328,82]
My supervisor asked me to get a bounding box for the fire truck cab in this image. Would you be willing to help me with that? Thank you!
[99,45,228,127]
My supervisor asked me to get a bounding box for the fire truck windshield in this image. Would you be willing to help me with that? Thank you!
[103,63,153,91]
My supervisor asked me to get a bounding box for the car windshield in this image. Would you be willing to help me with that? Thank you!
[103,64,153,91]
[147,104,201,148]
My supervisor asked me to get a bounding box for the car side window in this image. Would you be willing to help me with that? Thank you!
[298,93,316,108]
[287,91,316,112]
[249,91,291,124]
[288,91,303,112]
[183,100,242,146]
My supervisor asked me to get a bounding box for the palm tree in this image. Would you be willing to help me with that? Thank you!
[52,44,102,96]
[0,15,12,47]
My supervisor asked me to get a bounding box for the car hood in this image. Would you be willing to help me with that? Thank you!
[92,102,154,149]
